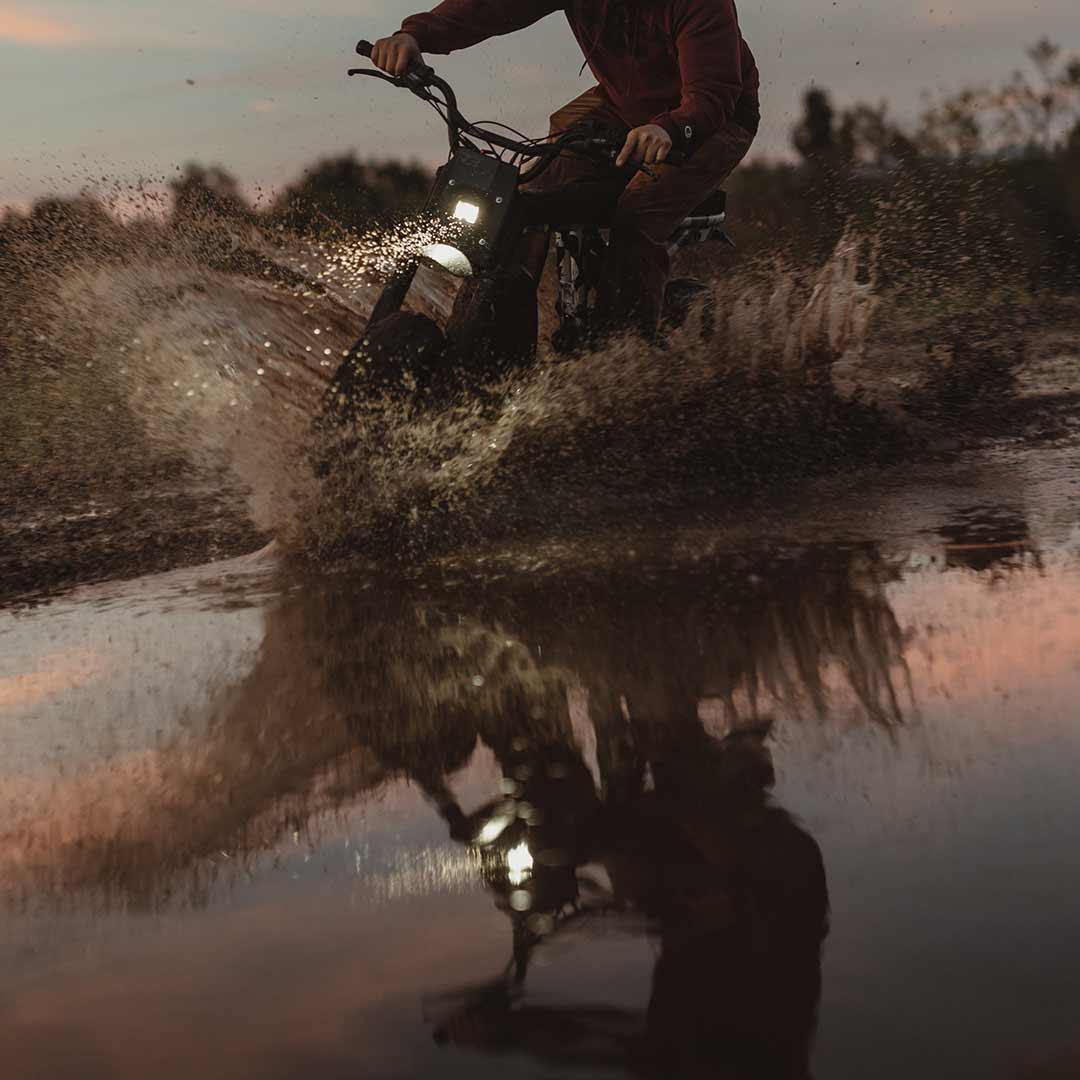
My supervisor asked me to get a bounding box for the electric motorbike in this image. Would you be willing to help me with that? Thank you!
[328,40,734,413]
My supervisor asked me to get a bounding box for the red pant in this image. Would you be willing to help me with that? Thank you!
[526,85,756,334]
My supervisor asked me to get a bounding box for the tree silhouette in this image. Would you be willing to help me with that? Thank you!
[792,88,840,164]
[269,154,430,236]
[169,163,251,223]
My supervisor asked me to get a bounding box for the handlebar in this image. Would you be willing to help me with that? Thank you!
[349,38,681,177]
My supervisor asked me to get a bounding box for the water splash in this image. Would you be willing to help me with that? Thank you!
[2,196,891,589]
[302,230,892,560]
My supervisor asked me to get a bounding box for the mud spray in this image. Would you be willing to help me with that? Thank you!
[300,224,891,559]
[1,189,1054,598]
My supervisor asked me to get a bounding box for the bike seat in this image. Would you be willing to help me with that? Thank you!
[668,189,732,251]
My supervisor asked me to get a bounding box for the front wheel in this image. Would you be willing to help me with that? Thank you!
[322,310,447,424]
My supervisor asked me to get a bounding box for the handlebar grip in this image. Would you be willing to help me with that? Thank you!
[355,37,434,82]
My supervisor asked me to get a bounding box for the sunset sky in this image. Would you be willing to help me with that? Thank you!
[2,0,1077,206]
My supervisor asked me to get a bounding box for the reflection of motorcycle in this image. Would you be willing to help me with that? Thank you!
[432,736,605,983]
[427,718,829,1078]
[328,41,732,413]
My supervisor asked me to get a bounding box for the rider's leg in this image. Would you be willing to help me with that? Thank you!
[518,86,628,284]
[491,87,628,360]
[607,118,756,337]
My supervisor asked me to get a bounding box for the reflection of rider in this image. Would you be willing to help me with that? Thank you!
[371,0,759,339]
[626,722,828,1078]
[431,707,829,1079]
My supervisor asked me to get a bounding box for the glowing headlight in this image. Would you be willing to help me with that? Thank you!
[420,243,473,278]
[452,199,481,224]
[506,842,533,885]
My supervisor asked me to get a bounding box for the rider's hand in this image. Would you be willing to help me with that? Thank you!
[371,33,422,76]
[616,124,673,168]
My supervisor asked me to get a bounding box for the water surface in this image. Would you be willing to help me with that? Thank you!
[3,447,1080,1079]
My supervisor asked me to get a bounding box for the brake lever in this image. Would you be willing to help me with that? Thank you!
[579,136,665,179]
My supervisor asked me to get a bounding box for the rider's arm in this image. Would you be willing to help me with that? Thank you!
[399,0,563,55]
[649,0,747,148]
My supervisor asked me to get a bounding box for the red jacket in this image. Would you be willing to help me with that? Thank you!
[399,0,759,147]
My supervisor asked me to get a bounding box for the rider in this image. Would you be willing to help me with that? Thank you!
[370,0,759,340]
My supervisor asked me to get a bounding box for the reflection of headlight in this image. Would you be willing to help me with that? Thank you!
[476,814,514,846]
[420,243,473,278]
[506,842,533,886]
[452,199,480,224]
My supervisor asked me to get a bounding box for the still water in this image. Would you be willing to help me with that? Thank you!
[2,450,1080,1079]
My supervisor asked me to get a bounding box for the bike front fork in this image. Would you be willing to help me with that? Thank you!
[552,226,608,354]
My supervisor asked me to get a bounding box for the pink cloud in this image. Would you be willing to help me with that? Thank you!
[0,6,86,46]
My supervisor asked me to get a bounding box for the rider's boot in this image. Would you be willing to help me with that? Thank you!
[593,225,670,348]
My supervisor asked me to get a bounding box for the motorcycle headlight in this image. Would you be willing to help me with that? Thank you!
[474,813,514,846]
[452,199,480,224]
[426,147,517,271]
